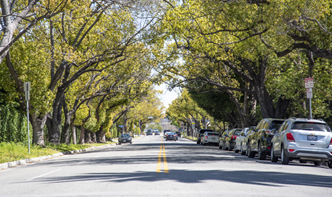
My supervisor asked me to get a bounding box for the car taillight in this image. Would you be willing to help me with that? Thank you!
[266,130,271,134]
[286,133,295,142]
[330,138,332,145]
[205,136,208,139]
[166,135,168,137]
[231,135,237,139]
[289,149,295,152]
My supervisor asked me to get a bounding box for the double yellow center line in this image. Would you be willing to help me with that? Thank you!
[156,137,169,173]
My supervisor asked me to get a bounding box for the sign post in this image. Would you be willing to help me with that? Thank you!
[305,78,314,119]
[24,82,31,154]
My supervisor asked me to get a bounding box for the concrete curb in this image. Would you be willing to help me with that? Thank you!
[0,143,117,171]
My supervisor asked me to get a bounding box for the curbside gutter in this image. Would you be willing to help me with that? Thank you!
[0,143,116,171]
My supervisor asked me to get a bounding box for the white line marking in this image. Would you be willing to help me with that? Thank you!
[27,169,61,181]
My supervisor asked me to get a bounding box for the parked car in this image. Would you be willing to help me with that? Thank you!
[242,126,257,155]
[222,128,243,151]
[118,133,132,145]
[218,130,230,149]
[155,131,160,135]
[234,127,252,154]
[165,132,176,141]
[146,130,152,135]
[200,132,220,146]
[175,131,181,138]
[247,118,285,159]
[197,129,213,144]
[271,118,332,167]
[163,130,170,138]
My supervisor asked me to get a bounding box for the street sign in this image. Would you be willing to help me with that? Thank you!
[305,77,314,88]
[191,122,195,129]
[307,88,312,99]
[24,82,31,101]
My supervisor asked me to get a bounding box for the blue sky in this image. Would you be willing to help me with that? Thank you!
[154,83,181,113]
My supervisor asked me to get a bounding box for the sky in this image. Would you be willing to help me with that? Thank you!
[154,83,181,113]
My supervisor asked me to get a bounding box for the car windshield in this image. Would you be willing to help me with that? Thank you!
[121,134,130,137]
[207,133,219,136]
[270,121,284,130]
[292,122,331,132]
[234,130,242,135]
[200,129,213,134]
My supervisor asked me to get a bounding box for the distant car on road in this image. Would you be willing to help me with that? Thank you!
[146,130,152,135]
[200,132,220,146]
[221,128,243,151]
[155,131,160,135]
[118,133,132,145]
[163,130,170,138]
[165,132,176,141]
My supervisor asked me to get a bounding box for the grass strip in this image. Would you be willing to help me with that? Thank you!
[0,141,116,164]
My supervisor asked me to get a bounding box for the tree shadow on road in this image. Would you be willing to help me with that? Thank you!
[36,169,332,188]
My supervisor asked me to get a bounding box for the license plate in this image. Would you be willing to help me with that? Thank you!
[123,140,126,142]
[212,138,216,140]
[307,135,317,141]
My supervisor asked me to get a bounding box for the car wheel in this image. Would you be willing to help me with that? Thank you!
[270,146,278,162]
[228,143,233,151]
[328,161,332,168]
[234,149,239,153]
[281,147,289,164]
[222,142,227,150]
[119,143,121,145]
[257,142,266,160]
[314,161,321,166]
[240,145,245,155]
[247,144,255,158]
[197,140,200,144]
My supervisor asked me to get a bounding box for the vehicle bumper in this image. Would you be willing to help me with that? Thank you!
[285,149,332,161]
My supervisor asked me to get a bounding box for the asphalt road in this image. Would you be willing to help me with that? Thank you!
[1,135,332,197]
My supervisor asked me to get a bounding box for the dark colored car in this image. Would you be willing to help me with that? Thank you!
[165,132,176,141]
[219,130,230,149]
[163,130,170,138]
[146,130,152,135]
[118,133,132,145]
[197,129,213,144]
[247,118,285,159]
[220,128,242,151]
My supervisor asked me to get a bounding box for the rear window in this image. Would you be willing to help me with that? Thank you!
[234,130,242,135]
[292,122,331,132]
[207,133,220,136]
[200,129,213,134]
[270,121,284,130]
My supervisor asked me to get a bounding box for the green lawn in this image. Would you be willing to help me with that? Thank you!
[0,141,116,164]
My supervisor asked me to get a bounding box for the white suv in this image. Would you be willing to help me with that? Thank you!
[271,118,332,167]
[200,132,220,146]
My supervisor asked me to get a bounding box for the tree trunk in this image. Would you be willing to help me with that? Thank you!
[30,113,47,146]
[49,92,64,144]
[85,130,92,143]
[71,125,77,145]
[96,126,106,143]
[79,126,85,144]
[92,132,97,143]
[62,98,72,144]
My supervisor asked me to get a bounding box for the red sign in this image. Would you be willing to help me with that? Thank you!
[305,78,314,88]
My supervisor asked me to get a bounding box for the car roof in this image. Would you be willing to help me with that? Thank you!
[288,118,326,123]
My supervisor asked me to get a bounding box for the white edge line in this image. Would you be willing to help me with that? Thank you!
[27,169,62,181]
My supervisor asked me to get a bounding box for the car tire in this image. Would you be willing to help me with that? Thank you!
[197,140,200,144]
[222,142,227,150]
[228,143,233,151]
[240,145,245,155]
[248,144,255,158]
[258,142,266,160]
[281,147,289,165]
[119,143,121,145]
[234,149,239,153]
[328,161,332,168]
[270,146,278,162]
[314,161,321,166]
